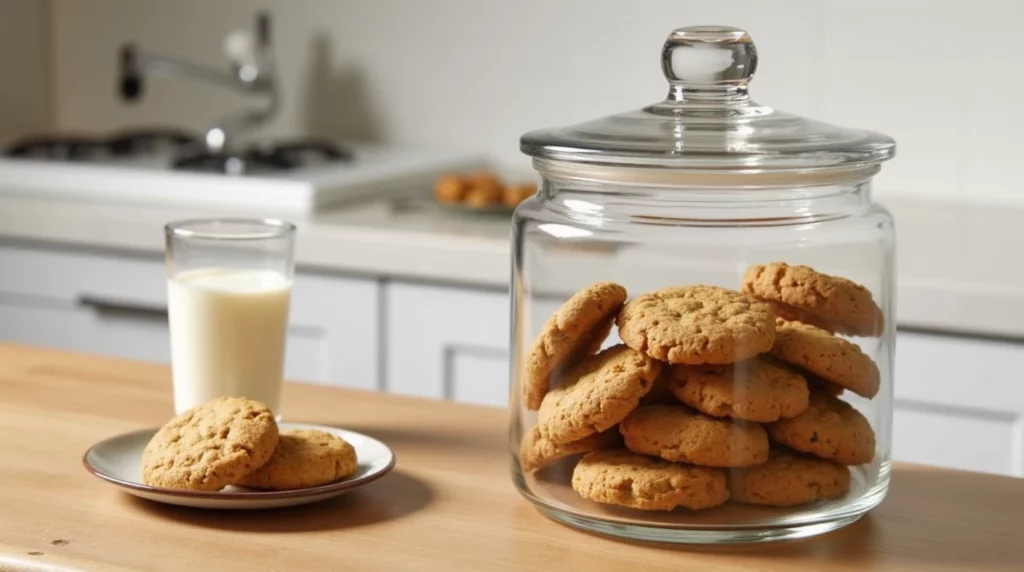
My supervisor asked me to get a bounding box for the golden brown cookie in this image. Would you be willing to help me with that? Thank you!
[769,318,880,398]
[518,425,621,473]
[523,282,628,410]
[464,184,503,207]
[620,405,768,467]
[728,450,851,507]
[767,301,836,334]
[238,429,358,490]
[433,174,468,203]
[667,357,809,422]
[470,170,502,189]
[142,397,279,491]
[616,285,775,365]
[572,449,729,511]
[807,373,846,396]
[767,392,876,465]
[537,344,661,445]
[503,183,537,208]
[742,262,884,337]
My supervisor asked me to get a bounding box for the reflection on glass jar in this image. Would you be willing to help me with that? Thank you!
[508,25,896,544]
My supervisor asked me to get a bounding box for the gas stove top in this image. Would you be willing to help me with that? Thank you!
[0,128,482,214]
[5,128,354,175]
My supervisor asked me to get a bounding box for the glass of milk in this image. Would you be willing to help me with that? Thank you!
[165,218,295,417]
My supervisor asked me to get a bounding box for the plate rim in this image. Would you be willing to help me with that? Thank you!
[82,424,397,501]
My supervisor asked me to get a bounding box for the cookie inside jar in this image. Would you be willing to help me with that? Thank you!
[514,263,885,528]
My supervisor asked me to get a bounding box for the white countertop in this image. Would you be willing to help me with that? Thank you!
[0,192,1022,339]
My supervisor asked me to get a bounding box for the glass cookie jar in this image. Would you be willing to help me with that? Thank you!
[509,25,896,544]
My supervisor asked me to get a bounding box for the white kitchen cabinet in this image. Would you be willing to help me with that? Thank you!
[385,282,509,406]
[286,272,379,390]
[893,330,1024,477]
[0,243,379,390]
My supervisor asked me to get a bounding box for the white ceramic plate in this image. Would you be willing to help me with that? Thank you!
[83,422,396,510]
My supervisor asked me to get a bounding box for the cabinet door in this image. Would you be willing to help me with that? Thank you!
[893,331,1024,477]
[385,282,509,406]
[284,273,379,390]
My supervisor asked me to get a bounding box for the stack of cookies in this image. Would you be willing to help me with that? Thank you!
[519,262,882,510]
[434,170,537,210]
[142,397,358,492]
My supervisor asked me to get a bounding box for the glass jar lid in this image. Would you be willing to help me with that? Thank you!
[521,26,895,172]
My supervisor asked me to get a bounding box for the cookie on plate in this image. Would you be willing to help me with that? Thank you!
[769,318,880,399]
[537,344,661,444]
[142,396,279,491]
[519,425,621,473]
[464,184,504,207]
[767,391,876,465]
[503,183,537,208]
[728,449,851,507]
[239,429,358,490]
[434,174,469,203]
[620,405,768,467]
[667,357,809,422]
[572,448,729,511]
[742,262,883,337]
[616,285,775,365]
[523,282,628,410]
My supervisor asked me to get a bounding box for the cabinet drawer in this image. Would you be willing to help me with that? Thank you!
[0,295,170,364]
[385,282,508,406]
[0,244,166,307]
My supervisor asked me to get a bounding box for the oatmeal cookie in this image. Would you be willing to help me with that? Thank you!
[616,285,775,365]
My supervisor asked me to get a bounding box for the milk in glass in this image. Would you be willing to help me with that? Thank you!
[168,267,291,414]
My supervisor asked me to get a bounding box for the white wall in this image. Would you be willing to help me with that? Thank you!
[47,0,1023,203]
[0,0,51,144]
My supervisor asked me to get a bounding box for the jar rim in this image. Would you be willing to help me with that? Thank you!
[531,158,882,189]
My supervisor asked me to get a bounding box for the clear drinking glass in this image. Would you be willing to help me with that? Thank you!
[164,218,296,417]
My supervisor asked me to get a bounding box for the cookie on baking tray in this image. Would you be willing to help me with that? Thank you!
[142,396,279,491]
[742,262,884,337]
[619,405,769,467]
[667,357,809,423]
[537,344,660,445]
[523,282,628,410]
[616,285,775,365]
[767,391,876,466]
[769,318,880,399]
[728,449,851,507]
[519,425,622,473]
[572,448,729,511]
[239,429,358,490]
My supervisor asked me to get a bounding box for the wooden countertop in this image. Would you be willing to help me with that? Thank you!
[1,344,1022,571]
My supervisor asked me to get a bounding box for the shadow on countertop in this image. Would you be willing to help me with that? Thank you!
[565,465,1022,569]
[124,470,432,533]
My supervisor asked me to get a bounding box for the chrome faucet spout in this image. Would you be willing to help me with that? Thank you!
[116,11,278,154]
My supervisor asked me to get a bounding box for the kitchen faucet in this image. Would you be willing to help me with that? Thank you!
[118,11,278,154]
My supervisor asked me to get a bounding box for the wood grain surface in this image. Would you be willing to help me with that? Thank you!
[0,343,1021,571]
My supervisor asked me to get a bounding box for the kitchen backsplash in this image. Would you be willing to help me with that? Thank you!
[7,0,1022,203]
